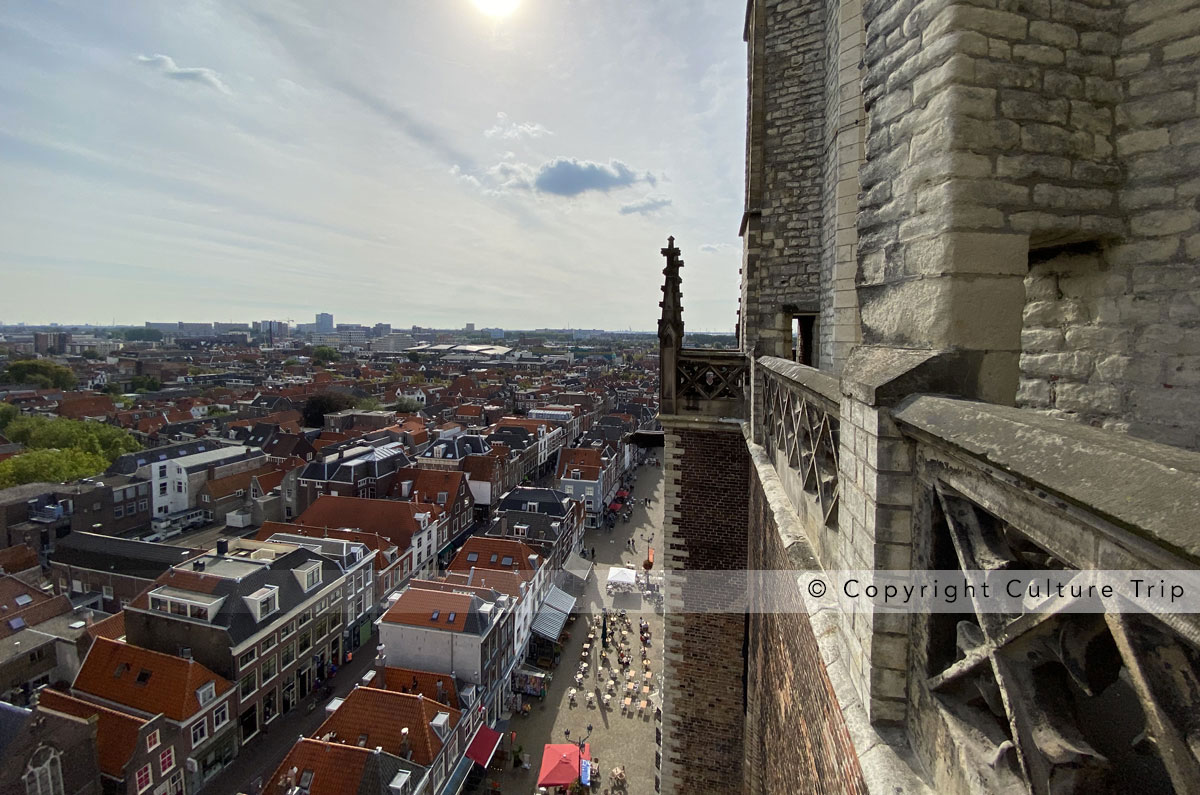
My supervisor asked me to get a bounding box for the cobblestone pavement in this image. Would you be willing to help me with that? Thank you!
[479,461,665,795]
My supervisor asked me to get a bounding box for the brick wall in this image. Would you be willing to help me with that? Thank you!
[659,422,750,794]
[744,462,869,795]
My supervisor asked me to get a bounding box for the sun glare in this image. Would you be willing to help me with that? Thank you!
[472,0,520,18]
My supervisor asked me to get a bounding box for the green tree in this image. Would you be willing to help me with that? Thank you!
[3,360,76,390]
[0,403,17,432]
[4,416,140,464]
[124,328,164,342]
[129,376,161,392]
[311,346,341,365]
[355,396,383,411]
[387,397,423,413]
[0,448,110,488]
[102,383,124,396]
[406,352,421,363]
[81,349,101,360]
[282,358,300,367]
[301,391,356,426]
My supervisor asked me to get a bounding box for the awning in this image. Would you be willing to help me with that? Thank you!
[606,567,637,586]
[538,743,590,787]
[608,502,622,512]
[465,725,503,767]
[564,552,593,583]
[616,489,630,498]
[543,585,577,616]
[532,603,569,642]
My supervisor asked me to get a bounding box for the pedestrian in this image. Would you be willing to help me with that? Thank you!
[591,546,596,560]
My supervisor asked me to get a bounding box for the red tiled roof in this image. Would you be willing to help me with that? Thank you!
[73,638,233,722]
[442,569,526,599]
[448,538,539,577]
[391,468,469,507]
[38,689,146,778]
[268,739,373,795]
[87,612,126,642]
[314,686,459,766]
[296,497,437,551]
[379,667,458,708]
[380,588,473,632]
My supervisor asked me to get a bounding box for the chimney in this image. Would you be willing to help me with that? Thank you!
[193,560,205,572]
[217,539,229,555]
[400,727,410,758]
[468,567,475,585]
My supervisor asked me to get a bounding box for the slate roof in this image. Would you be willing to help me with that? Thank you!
[497,487,574,517]
[0,702,30,759]
[107,440,232,476]
[420,434,491,460]
[51,533,205,580]
[73,638,232,722]
[129,546,347,646]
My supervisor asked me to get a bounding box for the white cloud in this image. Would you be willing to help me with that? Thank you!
[136,54,231,94]
[484,112,552,140]
[619,195,672,215]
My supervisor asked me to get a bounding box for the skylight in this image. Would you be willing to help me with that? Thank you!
[431,610,440,621]
[501,556,513,567]
[447,612,457,623]
[7,617,26,631]
[466,552,478,562]
[14,594,33,606]
[136,669,152,685]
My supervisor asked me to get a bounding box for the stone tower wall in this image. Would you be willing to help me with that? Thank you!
[742,0,831,361]
[1019,0,1200,450]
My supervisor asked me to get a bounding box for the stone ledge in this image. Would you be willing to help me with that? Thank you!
[894,395,1200,563]
[745,427,933,794]
[757,355,843,406]
[657,413,747,432]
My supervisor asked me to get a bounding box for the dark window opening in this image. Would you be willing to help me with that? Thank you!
[793,314,816,367]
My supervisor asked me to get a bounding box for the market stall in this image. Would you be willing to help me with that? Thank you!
[606,565,639,595]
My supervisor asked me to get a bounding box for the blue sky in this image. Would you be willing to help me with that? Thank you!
[0,0,746,331]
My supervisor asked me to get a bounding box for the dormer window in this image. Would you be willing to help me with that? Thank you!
[197,681,216,706]
[296,562,321,592]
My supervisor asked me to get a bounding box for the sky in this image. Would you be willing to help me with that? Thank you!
[0,0,748,331]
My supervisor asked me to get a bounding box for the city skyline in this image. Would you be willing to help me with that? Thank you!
[0,0,747,330]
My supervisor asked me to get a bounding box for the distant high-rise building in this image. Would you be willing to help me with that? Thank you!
[316,313,334,332]
[373,323,392,338]
[465,323,476,333]
[260,320,289,341]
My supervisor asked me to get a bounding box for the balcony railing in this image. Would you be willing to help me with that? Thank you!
[671,349,747,417]
[758,357,840,532]
[893,396,1200,794]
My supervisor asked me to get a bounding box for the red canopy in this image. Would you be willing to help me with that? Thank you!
[537,742,590,787]
[465,724,503,768]
[608,502,623,512]
[616,489,630,498]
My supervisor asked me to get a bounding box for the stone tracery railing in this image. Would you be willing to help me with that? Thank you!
[672,349,747,417]
[758,356,840,531]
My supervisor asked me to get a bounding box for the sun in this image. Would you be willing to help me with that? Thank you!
[472,0,520,18]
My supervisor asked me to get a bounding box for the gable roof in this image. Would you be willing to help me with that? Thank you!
[391,468,470,506]
[296,496,438,551]
[380,588,477,633]
[37,689,146,778]
[73,638,232,721]
[448,538,539,578]
[314,686,459,767]
[201,463,283,500]
[269,739,412,795]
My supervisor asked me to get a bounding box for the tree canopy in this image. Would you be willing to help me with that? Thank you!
[3,360,76,390]
[0,403,17,432]
[301,391,356,427]
[4,416,140,464]
[311,346,341,365]
[0,448,111,488]
[388,397,423,413]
